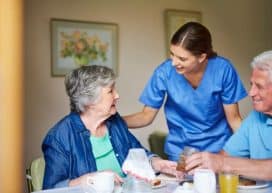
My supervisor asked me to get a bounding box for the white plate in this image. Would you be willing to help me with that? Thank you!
[156,173,178,182]
[238,181,269,189]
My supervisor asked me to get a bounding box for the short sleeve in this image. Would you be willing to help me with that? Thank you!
[139,62,169,109]
[221,60,247,104]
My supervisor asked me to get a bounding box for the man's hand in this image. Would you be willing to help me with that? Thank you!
[185,152,224,175]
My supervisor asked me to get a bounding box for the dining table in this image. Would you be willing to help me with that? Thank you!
[154,181,272,193]
[34,181,272,193]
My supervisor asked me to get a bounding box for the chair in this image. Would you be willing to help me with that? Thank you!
[148,131,168,159]
[26,156,45,193]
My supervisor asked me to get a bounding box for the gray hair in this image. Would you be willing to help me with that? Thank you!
[65,65,116,113]
[251,50,272,81]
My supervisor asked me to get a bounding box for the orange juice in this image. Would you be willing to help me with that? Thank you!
[219,173,238,193]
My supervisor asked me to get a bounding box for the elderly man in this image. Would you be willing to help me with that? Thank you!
[185,50,272,181]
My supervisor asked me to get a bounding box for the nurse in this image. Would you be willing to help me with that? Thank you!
[123,22,247,161]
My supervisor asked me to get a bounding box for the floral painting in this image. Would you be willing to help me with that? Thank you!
[51,19,118,76]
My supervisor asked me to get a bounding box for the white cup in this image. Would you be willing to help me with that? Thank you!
[193,169,216,193]
[87,172,114,193]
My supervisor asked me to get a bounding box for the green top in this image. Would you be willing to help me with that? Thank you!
[90,131,124,177]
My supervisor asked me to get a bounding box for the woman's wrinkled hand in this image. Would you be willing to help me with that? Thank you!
[124,170,152,182]
[102,170,124,185]
[151,157,178,176]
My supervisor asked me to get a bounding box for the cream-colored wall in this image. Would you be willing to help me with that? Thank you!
[25,0,272,166]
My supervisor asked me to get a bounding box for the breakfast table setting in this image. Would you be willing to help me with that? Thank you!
[34,148,271,193]
[151,173,272,193]
[34,172,272,193]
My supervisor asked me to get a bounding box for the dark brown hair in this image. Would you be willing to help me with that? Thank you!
[171,22,217,58]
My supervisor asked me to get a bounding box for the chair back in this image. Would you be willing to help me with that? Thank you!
[26,156,45,192]
[148,131,168,159]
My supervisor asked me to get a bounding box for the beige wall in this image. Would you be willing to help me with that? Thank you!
[25,0,272,166]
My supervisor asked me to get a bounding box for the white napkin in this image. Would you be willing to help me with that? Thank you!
[122,148,155,180]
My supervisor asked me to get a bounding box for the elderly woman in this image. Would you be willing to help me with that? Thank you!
[42,65,177,189]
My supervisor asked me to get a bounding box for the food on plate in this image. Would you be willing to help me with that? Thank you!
[239,178,256,186]
[156,173,178,182]
[151,179,161,186]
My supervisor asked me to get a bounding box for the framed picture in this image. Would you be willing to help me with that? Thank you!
[164,9,201,55]
[51,19,118,76]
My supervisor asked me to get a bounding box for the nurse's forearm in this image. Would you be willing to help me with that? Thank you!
[123,106,158,128]
[229,116,242,132]
[223,103,242,132]
[123,113,152,128]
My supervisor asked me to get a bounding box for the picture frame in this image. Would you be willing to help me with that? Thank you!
[164,9,201,55]
[51,19,118,76]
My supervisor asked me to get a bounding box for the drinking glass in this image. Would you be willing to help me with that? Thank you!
[176,146,199,173]
[219,172,238,193]
[122,148,155,180]
[122,175,152,193]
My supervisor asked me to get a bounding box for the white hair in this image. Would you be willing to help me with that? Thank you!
[65,65,115,113]
[251,50,272,81]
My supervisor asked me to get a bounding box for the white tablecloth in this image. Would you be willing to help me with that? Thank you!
[34,182,272,193]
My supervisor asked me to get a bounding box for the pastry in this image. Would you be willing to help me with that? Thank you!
[239,178,256,186]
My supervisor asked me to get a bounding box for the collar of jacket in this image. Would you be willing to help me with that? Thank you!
[68,111,116,134]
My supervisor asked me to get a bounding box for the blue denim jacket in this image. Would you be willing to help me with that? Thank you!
[42,112,153,189]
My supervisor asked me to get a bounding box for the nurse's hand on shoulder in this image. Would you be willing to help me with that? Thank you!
[185,152,224,174]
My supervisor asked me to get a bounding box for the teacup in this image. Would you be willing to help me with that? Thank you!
[193,169,216,193]
[86,172,114,193]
